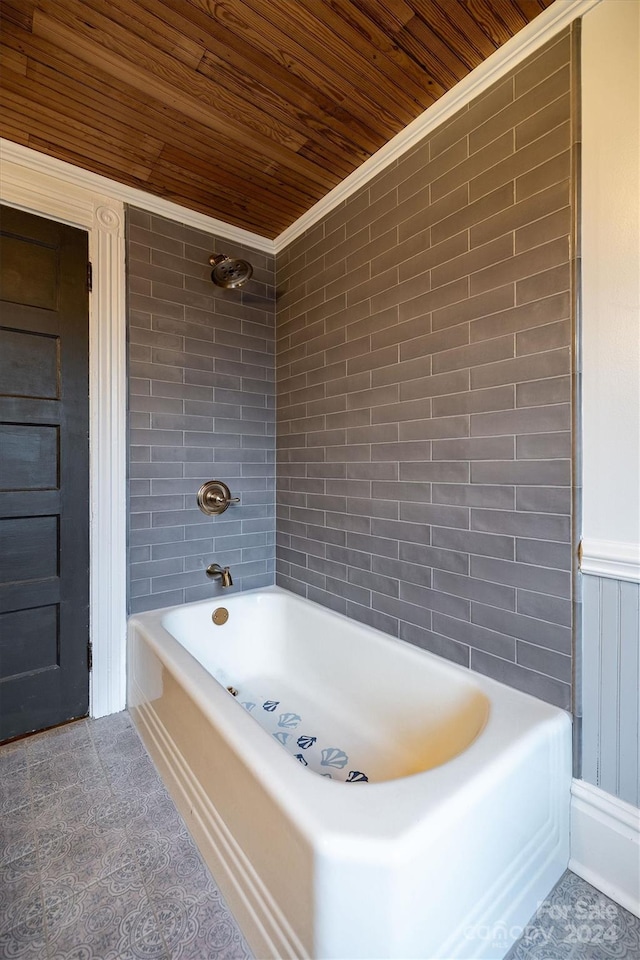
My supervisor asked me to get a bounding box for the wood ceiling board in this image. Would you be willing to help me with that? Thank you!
[196,0,402,141]
[33,5,313,159]
[4,20,321,211]
[0,0,557,237]
[279,0,439,111]
[141,0,384,150]
[410,1,500,63]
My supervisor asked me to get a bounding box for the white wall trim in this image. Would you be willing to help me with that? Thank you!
[273,0,602,253]
[0,139,273,254]
[580,539,640,583]
[1,156,127,718]
[570,779,640,918]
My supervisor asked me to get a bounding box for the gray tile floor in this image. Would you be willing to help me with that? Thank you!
[1,713,638,960]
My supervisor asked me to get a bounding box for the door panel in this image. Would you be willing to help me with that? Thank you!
[0,327,60,397]
[0,424,59,490]
[0,204,90,741]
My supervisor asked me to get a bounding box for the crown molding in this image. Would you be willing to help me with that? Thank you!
[273,0,602,253]
[0,139,274,254]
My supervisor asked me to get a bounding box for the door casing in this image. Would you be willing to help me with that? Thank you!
[0,151,127,719]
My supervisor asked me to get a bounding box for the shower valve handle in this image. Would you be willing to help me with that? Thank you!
[197,480,240,516]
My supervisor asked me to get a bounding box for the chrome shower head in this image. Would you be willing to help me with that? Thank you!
[208,253,253,289]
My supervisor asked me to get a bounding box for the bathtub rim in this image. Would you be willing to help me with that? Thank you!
[128,585,571,850]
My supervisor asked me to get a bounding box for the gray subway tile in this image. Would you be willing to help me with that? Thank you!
[372,592,432,630]
[516,262,570,305]
[470,179,569,249]
[371,518,431,545]
[400,415,469,441]
[371,440,431,461]
[129,590,184,613]
[400,501,470,530]
[471,291,570,342]
[432,436,514,461]
[308,555,347,580]
[398,540,469,575]
[515,33,571,97]
[371,555,431,588]
[346,531,399,559]
[400,581,470,620]
[471,346,570,390]
[398,323,470,365]
[432,283,515,333]
[470,459,571,485]
[470,648,571,709]
[326,544,372,571]
[432,483,515,509]
[472,66,569,155]
[431,234,513,291]
[516,318,571,356]
[431,182,514,246]
[432,612,516,661]
[306,586,347,616]
[516,431,572,460]
[516,640,572,683]
[515,537,572,570]
[515,206,571,255]
[471,601,571,653]
[432,335,514,375]
[130,558,183,581]
[325,576,370,606]
[470,508,570,542]
[469,555,571,598]
[346,601,399,637]
[469,122,571,206]
[432,527,515,560]
[400,621,470,668]
[371,481,432,503]
[401,368,470,402]
[129,494,184,514]
[432,384,515,418]
[470,403,570,437]
[516,375,571,407]
[431,130,513,204]
[516,589,572,626]
[516,149,571,203]
[130,525,185,547]
[432,569,516,611]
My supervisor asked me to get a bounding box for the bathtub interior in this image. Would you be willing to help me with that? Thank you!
[161,589,490,783]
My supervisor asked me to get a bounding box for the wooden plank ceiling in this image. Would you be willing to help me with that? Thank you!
[1,0,554,238]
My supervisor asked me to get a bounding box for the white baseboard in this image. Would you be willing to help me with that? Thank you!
[570,779,640,918]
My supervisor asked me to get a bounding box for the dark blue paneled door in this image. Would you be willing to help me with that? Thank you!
[0,204,90,741]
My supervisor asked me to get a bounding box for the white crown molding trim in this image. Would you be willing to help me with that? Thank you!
[570,779,640,918]
[1,156,127,718]
[580,539,640,583]
[0,139,274,255]
[273,0,602,253]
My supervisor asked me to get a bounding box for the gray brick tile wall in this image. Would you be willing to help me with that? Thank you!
[275,28,578,709]
[127,209,275,612]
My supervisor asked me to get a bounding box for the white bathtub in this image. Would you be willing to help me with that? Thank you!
[128,586,571,960]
